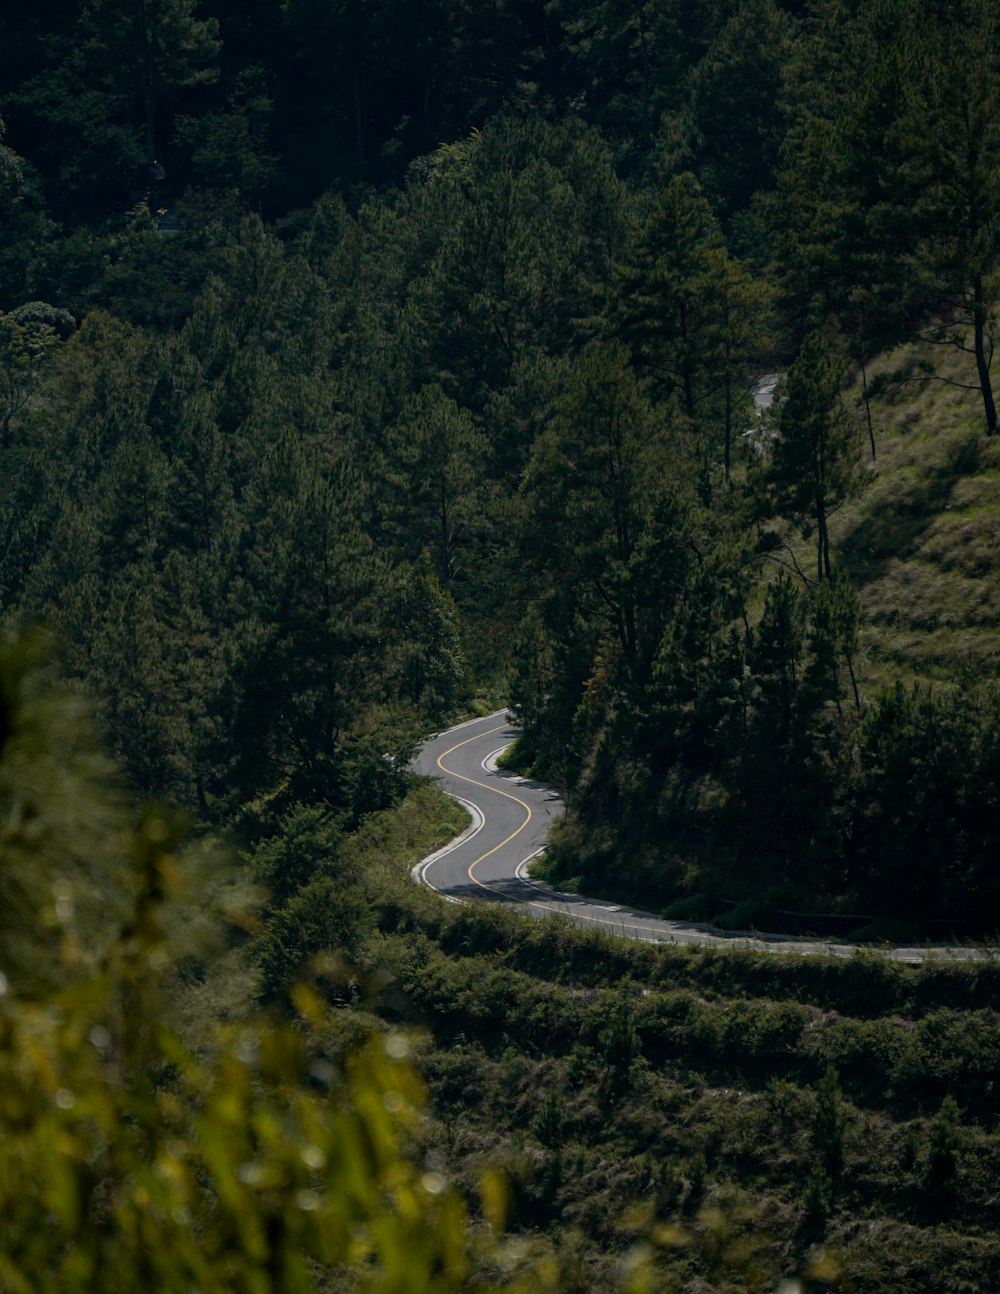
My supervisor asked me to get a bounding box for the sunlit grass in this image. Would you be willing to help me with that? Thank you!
[829,339,1000,688]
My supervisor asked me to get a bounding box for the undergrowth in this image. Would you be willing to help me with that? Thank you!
[202,775,1000,1292]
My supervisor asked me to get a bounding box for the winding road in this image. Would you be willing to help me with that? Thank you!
[412,711,997,964]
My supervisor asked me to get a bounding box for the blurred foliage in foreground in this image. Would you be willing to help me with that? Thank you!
[0,626,521,1292]
[0,625,846,1292]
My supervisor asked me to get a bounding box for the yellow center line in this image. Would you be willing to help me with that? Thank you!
[436,724,534,898]
[436,724,654,936]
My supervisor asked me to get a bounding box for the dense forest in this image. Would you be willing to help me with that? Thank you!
[4,0,1000,932]
[3,0,1000,1289]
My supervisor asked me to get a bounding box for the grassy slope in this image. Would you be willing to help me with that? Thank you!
[386,904,1000,1293]
[169,774,1000,1294]
[833,342,1000,687]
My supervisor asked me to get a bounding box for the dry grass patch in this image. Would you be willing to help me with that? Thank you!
[827,340,1000,685]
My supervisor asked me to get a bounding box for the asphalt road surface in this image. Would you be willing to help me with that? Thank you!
[411,711,563,907]
[413,711,997,964]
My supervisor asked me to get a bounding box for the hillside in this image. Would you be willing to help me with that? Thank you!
[6,643,993,1294]
[836,345,1000,687]
[3,0,1000,1288]
[527,336,1000,940]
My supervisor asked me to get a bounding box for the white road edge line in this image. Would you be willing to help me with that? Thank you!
[425,710,509,744]
[482,744,512,773]
[515,850,549,888]
[411,795,484,900]
[514,853,590,916]
[514,852,539,879]
[415,722,1000,961]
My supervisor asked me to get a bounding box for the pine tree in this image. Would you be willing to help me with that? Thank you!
[613,173,771,483]
[912,0,1000,434]
[813,1064,847,1184]
[82,0,220,168]
[662,0,792,222]
[385,553,468,721]
[519,342,669,681]
[0,304,72,446]
[378,384,487,587]
[768,330,863,581]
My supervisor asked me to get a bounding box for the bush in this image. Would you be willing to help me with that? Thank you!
[713,899,768,931]
[255,876,374,1001]
[662,894,716,922]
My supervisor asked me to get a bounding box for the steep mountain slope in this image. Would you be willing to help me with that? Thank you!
[835,343,1000,687]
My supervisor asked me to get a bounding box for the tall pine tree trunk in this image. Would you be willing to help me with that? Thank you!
[860,354,876,460]
[723,368,733,485]
[816,490,831,582]
[973,272,997,434]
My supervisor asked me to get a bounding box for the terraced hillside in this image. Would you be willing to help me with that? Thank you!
[835,344,1000,687]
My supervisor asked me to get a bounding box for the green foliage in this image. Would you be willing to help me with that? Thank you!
[850,682,1000,927]
[923,1093,962,1199]
[360,866,998,1289]
[0,626,558,1294]
[598,990,642,1094]
[612,172,772,482]
[3,1,990,947]
[0,967,528,1293]
[4,5,1000,1286]
[403,114,627,420]
[767,330,865,580]
[659,0,792,224]
[0,116,51,303]
[511,339,700,792]
[255,876,374,1002]
[81,0,220,164]
[245,803,342,909]
[801,1161,834,1241]
[378,385,488,586]
[813,1065,847,1183]
[560,0,732,162]
[12,666,966,1294]
[0,301,72,442]
[0,625,131,996]
[385,554,469,720]
[173,64,277,201]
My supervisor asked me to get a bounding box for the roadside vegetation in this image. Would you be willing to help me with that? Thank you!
[524,338,1000,939]
[3,0,1000,1287]
[6,630,999,1291]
